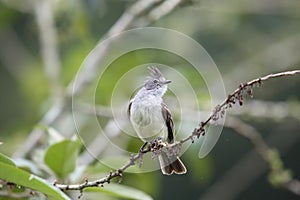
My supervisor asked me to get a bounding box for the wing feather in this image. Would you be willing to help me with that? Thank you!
[161,102,174,143]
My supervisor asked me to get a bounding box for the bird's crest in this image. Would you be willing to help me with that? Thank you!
[148,66,163,79]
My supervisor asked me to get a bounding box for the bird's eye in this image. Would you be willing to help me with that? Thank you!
[153,79,158,83]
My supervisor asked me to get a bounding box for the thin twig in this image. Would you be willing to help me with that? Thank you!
[138,0,186,25]
[106,0,162,36]
[180,69,300,143]
[55,150,150,190]
[55,69,300,191]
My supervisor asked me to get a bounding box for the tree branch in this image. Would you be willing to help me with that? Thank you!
[34,0,62,97]
[54,150,150,190]
[55,69,300,192]
[137,0,186,25]
[180,69,300,144]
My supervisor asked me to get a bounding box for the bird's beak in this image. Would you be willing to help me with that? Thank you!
[162,80,172,84]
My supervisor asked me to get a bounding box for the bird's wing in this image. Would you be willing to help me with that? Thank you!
[161,102,174,143]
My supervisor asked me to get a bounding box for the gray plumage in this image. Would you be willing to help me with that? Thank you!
[128,67,187,175]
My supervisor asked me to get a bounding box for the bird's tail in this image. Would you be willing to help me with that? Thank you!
[158,151,187,175]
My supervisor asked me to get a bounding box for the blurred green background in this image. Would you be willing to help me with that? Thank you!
[0,0,300,199]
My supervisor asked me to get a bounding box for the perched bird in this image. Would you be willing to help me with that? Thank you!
[128,66,187,175]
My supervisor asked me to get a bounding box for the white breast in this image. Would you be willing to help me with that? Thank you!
[130,97,167,142]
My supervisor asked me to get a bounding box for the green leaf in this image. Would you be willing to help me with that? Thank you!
[0,162,70,200]
[0,152,16,166]
[44,139,81,179]
[86,183,153,200]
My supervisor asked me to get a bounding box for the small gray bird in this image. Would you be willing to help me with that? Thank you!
[128,66,187,175]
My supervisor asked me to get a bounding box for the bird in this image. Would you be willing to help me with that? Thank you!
[128,66,187,175]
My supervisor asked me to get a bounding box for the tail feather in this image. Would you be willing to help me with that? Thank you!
[170,158,187,174]
[158,152,187,175]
